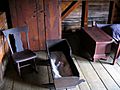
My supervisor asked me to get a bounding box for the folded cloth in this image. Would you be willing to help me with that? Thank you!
[110,24,120,41]
[96,24,120,41]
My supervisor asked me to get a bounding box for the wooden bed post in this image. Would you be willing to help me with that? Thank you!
[113,43,120,65]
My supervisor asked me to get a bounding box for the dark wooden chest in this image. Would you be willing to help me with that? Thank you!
[82,27,113,62]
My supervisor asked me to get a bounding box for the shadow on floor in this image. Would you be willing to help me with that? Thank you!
[2,58,55,89]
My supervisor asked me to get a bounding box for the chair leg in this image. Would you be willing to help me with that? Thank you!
[113,43,120,65]
[17,63,21,76]
[32,59,38,73]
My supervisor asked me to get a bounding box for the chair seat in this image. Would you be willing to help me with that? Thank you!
[12,49,37,63]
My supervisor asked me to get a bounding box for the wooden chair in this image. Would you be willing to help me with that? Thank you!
[2,26,37,76]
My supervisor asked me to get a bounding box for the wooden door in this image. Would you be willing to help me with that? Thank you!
[9,0,45,51]
[8,0,61,51]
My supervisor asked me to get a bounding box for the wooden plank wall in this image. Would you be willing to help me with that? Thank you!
[62,2,82,31]
[62,1,111,30]
[0,12,8,63]
[0,12,9,84]
[44,0,61,40]
[8,0,61,51]
[61,1,72,12]
[61,1,81,20]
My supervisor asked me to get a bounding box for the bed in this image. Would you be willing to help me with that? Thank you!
[96,24,120,64]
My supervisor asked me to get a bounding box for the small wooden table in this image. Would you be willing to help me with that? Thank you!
[83,27,113,62]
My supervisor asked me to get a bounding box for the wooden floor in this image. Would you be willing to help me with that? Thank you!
[1,51,120,90]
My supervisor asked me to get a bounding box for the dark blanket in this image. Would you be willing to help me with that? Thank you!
[96,24,120,41]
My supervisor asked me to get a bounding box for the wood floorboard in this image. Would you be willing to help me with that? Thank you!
[73,57,90,90]
[1,60,15,90]
[11,65,50,90]
[74,85,80,90]
[67,86,79,90]
[90,60,120,90]
[100,57,120,88]
[2,78,13,90]
[116,58,120,66]
[2,51,120,90]
[2,55,51,90]
[13,79,31,90]
[75,56,107,90]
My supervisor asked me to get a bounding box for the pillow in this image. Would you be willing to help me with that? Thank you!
[50,51,73,78]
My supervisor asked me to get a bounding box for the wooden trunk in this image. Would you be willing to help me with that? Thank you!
[82,27,113,62]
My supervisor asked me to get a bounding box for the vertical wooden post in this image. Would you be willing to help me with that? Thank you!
[44,0,61,40]
[81,0,88,27]
[107,1,115,24]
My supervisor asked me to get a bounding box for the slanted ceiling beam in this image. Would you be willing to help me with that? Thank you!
[61,0,81,20]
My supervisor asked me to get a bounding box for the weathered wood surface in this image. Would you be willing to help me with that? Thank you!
[62,1,110,30]
[2,51,120,90]
[0,12,8,63]
[0,12,9,88]
[91,59,120,90]
[75,56,107,90]
[61,1,81,20]
[2,51,51,90]
[8,0,44,51]
[8,0,61,51]
[61,1,72,13]
[82,27,113,61]
[0,12,7,30]
[81,1,88,27]
[44,0,61,40]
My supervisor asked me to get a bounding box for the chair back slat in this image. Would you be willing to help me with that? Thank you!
[3,26,29,54]
[5,35,14,54]
[14,32,24,52]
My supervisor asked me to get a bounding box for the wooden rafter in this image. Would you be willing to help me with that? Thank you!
[61,0,81,20]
